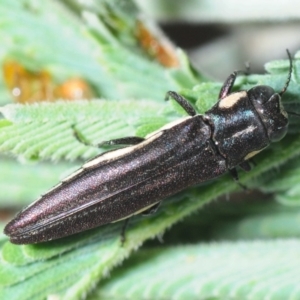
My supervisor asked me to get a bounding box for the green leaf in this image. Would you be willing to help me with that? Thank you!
[211,205,300,240]
[1,0,300,299]
[89,241,300,300]
[0,100,175,161]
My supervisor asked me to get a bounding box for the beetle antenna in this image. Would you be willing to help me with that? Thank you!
[282,50,298,118]
[279,49,293,96]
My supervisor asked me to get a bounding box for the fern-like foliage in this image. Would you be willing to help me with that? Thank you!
[1,0,300,300]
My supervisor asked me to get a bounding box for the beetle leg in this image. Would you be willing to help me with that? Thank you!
[142,202,161,216]
[120,202,161,245]
[120,218,130,246]
[219,68,249,99]
[229,168,247,190]
[239,161,252,172]
[97,137,145,147]
[219,71,238,99]
[165,91,197,116]
[72,125,145,148]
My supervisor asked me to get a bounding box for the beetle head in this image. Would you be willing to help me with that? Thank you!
[249,85,288,142]
[248,50,292,143]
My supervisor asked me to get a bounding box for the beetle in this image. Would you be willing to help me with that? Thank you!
[4,51,293,244]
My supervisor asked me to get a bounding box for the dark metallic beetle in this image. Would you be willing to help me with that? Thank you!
[4,51,293,244]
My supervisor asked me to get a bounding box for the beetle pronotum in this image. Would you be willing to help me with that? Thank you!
[4,51,294,244]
